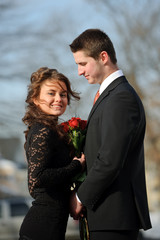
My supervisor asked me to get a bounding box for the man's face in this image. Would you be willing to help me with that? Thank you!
[73,50,104,84]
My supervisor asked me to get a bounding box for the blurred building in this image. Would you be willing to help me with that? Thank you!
[0,157,28,198]
[0,137,24,163]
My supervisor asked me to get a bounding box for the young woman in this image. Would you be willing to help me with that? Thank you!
[19,67,85,240]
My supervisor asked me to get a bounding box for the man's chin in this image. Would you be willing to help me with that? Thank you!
[87,79,94,84]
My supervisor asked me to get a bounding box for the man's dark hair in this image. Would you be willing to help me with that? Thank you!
[70,29,117,64]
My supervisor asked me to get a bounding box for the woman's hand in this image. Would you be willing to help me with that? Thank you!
[73,153,85,171]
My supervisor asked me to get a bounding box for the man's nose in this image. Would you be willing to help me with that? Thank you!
[78,66,84,76]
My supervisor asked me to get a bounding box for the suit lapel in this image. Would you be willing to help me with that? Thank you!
[87,76,127,125]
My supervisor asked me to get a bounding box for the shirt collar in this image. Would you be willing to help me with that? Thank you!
[99,70,124,95]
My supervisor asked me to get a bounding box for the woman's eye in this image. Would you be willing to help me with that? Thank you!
[48,92,54,96]
[48,92,67,97]
[61,93,67,98]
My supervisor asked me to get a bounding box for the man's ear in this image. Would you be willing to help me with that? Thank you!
[100,51,108,63]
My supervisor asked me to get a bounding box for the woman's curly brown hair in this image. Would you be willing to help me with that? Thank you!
[22,67,80,144]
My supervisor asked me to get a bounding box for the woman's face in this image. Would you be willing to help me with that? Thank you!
[34,79,68,116]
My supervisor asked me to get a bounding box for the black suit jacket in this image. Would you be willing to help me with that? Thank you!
[77,76,152,231]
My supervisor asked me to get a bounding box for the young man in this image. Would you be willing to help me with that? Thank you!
[69,29,151,240]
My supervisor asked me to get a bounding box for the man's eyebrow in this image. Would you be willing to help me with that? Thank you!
[76,61,86,64]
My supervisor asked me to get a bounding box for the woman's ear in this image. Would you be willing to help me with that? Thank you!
[33,98,38,106]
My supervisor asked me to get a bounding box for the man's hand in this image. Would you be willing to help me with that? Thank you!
[69,191,84,220]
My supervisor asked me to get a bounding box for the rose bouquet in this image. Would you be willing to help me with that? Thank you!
[61,117,87,186]
[61,117,89,240]
[61,117,87,157]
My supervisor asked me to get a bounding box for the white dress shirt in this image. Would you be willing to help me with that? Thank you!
[99,69,124,95]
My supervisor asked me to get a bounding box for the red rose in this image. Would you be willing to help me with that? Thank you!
[75,117,81,122]
[68,117,80,128]
[79,120,87,130]
[61,122,69,132]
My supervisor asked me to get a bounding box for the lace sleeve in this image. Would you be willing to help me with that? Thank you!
[27,125,81,196]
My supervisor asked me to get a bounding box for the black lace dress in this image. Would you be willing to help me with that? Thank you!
[19,123,81,240]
